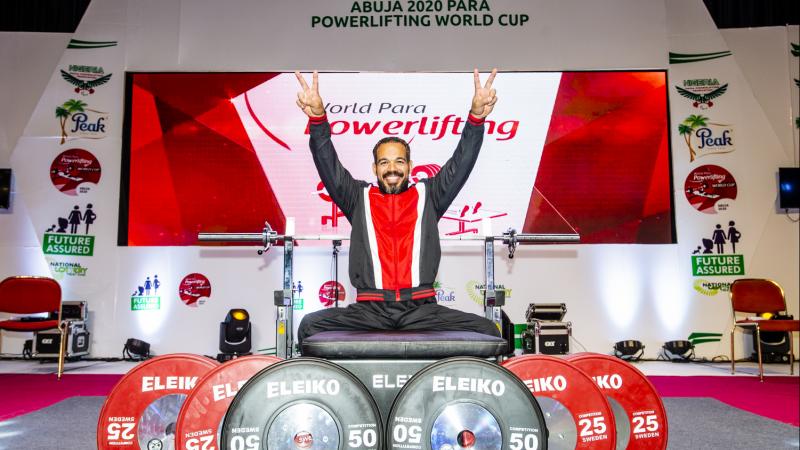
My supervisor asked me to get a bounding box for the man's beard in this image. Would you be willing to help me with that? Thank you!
[377,171,410,194]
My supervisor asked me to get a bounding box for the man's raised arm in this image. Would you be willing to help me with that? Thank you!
[296,71,362,219]
[428,68,498,218]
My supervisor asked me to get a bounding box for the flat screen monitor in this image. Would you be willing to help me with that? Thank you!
[0,169,11,210]
[778,167,800,209]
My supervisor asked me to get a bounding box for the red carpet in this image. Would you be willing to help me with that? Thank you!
[649,375,800,426]
[1,373,797,427]
[0,374,122,421]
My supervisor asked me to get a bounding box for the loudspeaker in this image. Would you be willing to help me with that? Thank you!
[750,331,791,363]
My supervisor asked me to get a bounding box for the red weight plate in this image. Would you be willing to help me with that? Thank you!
[503,355,616,449]
[566,353,668,450]
[97,354,219,450]
[174,355,282,450]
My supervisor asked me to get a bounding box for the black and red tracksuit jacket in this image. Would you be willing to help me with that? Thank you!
[308,114,485,302]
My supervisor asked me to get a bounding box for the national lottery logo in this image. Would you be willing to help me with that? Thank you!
[693,279,732,296]
[466,280,510,305]
[178,273,212,307]
[48,260,88,279]
[50,148,101,196]
[684,165,737,214]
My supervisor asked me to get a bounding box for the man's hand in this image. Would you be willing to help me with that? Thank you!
[295,71,325,118]
[470,68,498,119]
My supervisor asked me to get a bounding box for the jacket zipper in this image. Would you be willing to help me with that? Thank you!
[391,194,400,301]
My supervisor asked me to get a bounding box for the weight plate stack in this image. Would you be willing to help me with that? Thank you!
[387,356,547,450]
[566,354,668,450]
[97,354,219,450]
[175,355,282,450]
[221,357,383,450]
[502,355,616,450]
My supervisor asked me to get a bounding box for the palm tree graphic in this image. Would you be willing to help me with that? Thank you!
[679,114,709,162]
[55,99,88,144]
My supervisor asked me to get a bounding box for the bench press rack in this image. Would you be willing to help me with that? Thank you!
[199,222,579,359]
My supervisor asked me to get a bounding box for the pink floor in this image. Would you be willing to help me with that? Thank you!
[0,374,798,427]
[0,373,122,422]
[649,375,800,426]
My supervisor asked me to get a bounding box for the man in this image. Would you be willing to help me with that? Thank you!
[295,70,500,343]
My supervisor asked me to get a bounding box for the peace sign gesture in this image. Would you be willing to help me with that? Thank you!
[470,68,498,119]
[295,71,325,118]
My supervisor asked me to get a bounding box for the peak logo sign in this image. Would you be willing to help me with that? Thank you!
[60,66,112,95]
[50,148,101,196]
[677,115,734,162]
[55,99,108,144]
[675,79,728,109]
[179,273,212,307]
[684,165,736,214]
[42,203,98,256]
[433,280,456,303]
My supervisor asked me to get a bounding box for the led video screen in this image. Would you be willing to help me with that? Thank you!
[120,71,674,245]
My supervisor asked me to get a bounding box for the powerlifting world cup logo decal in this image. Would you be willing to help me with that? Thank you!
[179,273,212,307]
[50,148,101,196]
[684,165,737,214]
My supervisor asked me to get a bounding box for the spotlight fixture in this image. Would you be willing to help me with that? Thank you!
[123,338,151,360]
[661,340,694,362]
[613,340,644,361]
[218,309,251,362]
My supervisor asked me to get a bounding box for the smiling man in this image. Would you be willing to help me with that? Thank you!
[295,70,500,343]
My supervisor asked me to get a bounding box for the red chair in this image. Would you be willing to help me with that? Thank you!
[0,276,66,379]
[730,278,799,381]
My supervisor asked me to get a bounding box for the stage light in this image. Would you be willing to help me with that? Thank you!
[123,338,151,360]
[218,308,252,361]
[613,340,644,361]
[661,340,694,362]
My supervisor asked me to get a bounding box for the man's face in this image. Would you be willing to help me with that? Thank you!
[373,142,412,194]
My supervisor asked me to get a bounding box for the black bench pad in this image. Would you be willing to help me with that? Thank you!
[301,330,507,359]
